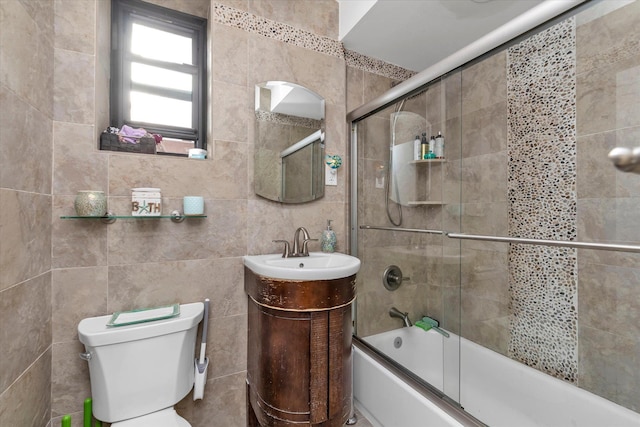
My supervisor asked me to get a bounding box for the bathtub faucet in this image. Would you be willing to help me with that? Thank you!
[389,307,412,327]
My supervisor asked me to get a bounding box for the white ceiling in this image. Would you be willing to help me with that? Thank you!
[339,0,546,72]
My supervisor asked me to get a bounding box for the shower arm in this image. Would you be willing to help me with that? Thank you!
[608,146,640,174]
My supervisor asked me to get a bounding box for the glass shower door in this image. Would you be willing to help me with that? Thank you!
[353,70,463,404]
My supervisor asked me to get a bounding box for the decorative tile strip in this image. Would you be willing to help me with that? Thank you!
[506,17,578,383]
[255,110,322,129]
[212,3,416,81]
[213,3,344,60]
[345,49,417,81]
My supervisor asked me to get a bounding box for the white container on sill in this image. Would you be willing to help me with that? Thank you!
[132,187,162,216]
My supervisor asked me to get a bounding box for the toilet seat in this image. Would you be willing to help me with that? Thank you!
[111,407,191,427]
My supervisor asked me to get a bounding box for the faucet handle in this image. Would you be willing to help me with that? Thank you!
[272,240,291,258]
[301,238,319,256]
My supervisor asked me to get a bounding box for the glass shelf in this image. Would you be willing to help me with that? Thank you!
[409,158,446,164]
[60,210,206,223]
[407,201,444,206]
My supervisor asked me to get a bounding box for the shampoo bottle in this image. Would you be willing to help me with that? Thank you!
[435,131,445,159]
[421,133,428,160]
[428,135,436,158]
[414,135,421,160]
[321,220,337,253]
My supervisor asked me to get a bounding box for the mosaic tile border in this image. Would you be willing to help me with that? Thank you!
[345,49,417,81]
[255,110,322,129]
[506,17,578,383]
[212,3,416,81]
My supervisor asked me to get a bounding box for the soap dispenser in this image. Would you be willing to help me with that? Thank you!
[321,220,337,253]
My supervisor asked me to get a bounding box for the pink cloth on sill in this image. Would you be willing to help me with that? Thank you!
[118,125,147,144]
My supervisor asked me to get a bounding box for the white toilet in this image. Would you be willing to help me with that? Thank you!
[78,302,204,426]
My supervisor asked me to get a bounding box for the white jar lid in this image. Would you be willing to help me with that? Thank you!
[132,187,161,192]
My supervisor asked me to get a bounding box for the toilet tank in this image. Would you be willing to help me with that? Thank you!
[78,302,204,423]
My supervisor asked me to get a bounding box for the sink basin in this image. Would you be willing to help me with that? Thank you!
[243,252,361,281]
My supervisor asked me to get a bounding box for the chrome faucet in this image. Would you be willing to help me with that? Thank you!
[273,227,318,258]
[291,227,317,257]
[389,307,412,327]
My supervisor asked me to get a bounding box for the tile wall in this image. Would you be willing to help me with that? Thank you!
[0,0,54,426]
[0,0,413,426]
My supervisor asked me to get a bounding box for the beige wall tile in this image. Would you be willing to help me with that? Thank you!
[247,34,345,107]
[0,273,51,392]
[107,258,246,313]
[53,122,108,195]
[248,0,338,40]
[207,314,247,378]
[106,199,246,264]
[0,191,52,289]
[460,152,507,204]
[144,0,209,18]
[576,56,640,136]
[212,80,250,143]
[52,195,108,268]
[191,371,247,427]
[50,340,91,418]
[107,141,247,200]
[0,87,53,194]
[462,51,506,116]
[212,23,248,86]
[346,66,364,113]
[54,0,95,53]
[576,1,640,76]
[52,266,108,342]
[460,101,507,158]
[0,348,51,427]
[576,131,617,199]
[54,48,94,124]
[0,0,54,117]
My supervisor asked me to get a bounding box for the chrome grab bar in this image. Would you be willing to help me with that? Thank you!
[359,225,443,235]
[609,146,640,174]
[445,233,640,253]
[359,225,640,253]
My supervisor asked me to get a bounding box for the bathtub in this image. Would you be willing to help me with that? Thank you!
[354,327,640,427]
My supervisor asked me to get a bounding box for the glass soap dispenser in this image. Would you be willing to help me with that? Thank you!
[321,220,337,253]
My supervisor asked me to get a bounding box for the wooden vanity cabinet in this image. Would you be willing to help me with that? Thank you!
[245,269,356,427]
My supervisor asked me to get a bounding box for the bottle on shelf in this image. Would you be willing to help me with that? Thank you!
[435,131,445,159]
[420,133,428,160]
[414,135,421,161]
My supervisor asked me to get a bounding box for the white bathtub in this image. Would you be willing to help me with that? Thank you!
[354,327,640,427]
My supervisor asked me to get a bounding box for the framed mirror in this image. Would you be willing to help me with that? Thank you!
[254,81,325,203]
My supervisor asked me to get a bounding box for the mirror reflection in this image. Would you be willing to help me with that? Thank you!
[254,81,325,203]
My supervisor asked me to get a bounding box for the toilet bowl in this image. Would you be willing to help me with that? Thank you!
[78,302,204,426]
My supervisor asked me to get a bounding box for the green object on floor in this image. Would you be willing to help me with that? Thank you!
[84,398,92,427]
[61,415,71,427]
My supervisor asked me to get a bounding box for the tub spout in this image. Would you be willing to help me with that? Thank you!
[389,307,412,327]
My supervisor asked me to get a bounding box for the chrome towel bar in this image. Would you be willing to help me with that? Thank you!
[359,225,443,235]
[359,225,640,253]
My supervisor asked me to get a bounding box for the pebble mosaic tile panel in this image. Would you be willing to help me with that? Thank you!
[345,49,417,81]
[506,17,578,383]
[255,110,322,129]
[212,3,415,81]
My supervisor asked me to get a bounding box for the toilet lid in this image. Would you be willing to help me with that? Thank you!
[110,408,191,427]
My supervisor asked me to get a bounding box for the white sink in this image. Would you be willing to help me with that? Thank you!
[243,252,361,281]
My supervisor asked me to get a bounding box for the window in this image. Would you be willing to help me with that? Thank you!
[110,0,207,155]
